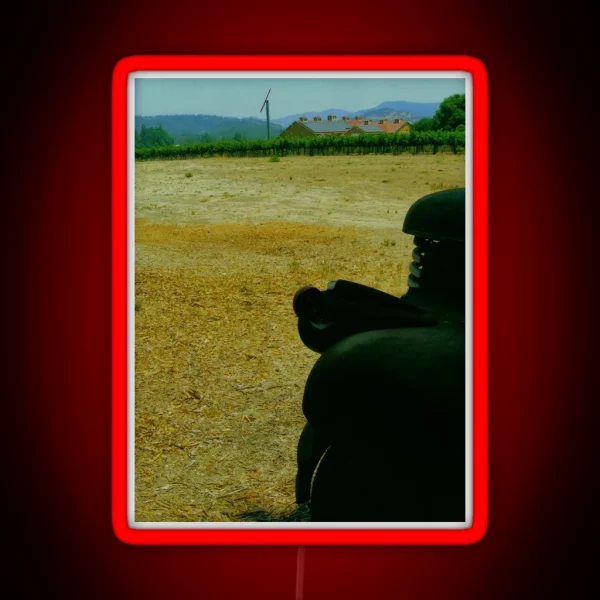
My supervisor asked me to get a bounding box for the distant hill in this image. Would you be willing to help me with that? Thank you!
[273,100,440,128]
[358,100,440,119]
[135,114,283,143]
[136,101,441,142]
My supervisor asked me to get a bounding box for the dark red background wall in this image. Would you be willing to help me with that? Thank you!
[9,2,594,597]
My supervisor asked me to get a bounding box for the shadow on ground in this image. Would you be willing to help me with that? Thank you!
[237,504,310,522]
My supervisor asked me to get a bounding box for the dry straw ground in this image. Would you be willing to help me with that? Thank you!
[134,153,465,522]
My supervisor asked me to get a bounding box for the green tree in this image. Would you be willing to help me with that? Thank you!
[411,117,435,132]
[136,124,175,148]
[432,94,465,131]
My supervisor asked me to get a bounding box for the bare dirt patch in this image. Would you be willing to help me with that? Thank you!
[135,154,464,229]
[134,154,465,522]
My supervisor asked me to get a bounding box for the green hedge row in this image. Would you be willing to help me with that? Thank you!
[135,131,465,160]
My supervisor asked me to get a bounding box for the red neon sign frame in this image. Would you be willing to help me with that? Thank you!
[112,54,488,545]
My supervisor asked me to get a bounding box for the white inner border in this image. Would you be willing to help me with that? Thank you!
[127,70,473,530]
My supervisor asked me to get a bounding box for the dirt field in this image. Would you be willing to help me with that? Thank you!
[134,153,465,522]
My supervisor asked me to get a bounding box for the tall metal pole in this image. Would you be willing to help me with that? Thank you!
[260,89,272,141]
[266,99,271,140]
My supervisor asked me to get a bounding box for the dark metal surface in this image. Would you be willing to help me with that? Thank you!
[402,188,466,242]
[293,188,467,520]
[295,422,330,504]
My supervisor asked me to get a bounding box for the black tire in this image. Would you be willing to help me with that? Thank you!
[309,444,465,523]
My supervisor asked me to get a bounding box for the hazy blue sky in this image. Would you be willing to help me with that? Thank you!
[135,78,465,118]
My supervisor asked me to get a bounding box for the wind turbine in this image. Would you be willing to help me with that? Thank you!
[260,88,271,140]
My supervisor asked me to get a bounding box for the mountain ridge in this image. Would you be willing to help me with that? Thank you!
[136,100,441,142]
[135,114,283,143]
[272,100,440,128]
